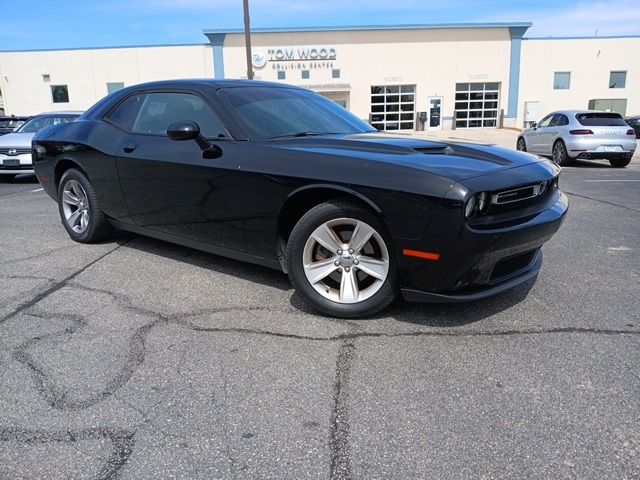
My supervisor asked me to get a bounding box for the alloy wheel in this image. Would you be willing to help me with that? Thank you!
[302,218,390,304]
[552,142,565,165]
[61,180,90,233]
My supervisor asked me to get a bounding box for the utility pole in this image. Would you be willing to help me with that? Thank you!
[243,0,254,80]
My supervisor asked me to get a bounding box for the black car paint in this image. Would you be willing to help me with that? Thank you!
[33,80,568,301]
[626,116,640,138]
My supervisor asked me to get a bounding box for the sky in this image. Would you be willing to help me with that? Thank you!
[1,0,639,51]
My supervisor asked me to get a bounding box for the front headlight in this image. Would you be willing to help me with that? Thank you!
[464,195,476,219]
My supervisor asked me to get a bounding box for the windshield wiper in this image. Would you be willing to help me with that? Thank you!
[268,131,340,139]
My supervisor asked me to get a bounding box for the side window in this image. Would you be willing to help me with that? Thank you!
[131,92,228,139]
[549,114,566,127]
[537,114,553,128]
[107,94,145,132]
[559,114,569,126]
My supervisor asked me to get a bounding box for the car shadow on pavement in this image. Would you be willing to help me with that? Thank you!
[0,174,39,183]
[288,279,536,328]
[119,232,292,292]
[116,231,535,326]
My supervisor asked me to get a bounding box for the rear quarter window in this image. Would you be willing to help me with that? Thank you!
[576,113,628,126]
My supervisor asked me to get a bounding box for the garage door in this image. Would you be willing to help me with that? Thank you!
[454,82,500,128]
[370,85,415,131]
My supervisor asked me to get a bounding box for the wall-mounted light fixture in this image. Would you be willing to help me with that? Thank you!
[42,73,50,82]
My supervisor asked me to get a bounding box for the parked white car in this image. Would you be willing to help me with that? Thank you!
[517,110,637,168]
[0,111,82,178]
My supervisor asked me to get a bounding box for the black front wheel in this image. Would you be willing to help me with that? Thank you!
[58,169,112,243]
[516,137,527,152]
[286,200,398,318]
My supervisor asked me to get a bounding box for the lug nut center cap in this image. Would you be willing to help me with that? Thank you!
[339,254,354,267]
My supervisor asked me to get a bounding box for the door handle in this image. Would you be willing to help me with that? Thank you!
[123,143,137,153]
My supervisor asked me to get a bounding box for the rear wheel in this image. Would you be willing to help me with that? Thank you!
[287,200,398,318]
[552,140,570,166]
[516,137,527,152]
[609,158,631,168]
[58,169,112,243]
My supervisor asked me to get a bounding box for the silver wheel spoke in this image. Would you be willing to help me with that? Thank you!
[68,210,81,228]
[81,211,89,230]
[356,256,387,280]
[304,257,339,284]
[312,224,344,253]
[63,190,80,206]
[349,221,375,252]
[339,269,359,303]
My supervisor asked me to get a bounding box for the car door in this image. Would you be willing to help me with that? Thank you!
[112,91,246,252]
[538,114,565,155]
[528,113,554,154]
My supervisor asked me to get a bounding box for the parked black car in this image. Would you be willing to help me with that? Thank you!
[626,115,640,138]
[0,115,30,136]
[33,80,567,317]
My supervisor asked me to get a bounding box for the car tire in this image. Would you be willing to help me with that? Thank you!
[609,158,631,168]
[1,174,16,182]
[552,140,571,166]
[58,168,112,243]
[286,200,398,318]
[516,137,527,152]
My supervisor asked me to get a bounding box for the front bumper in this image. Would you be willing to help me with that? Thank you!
[0,153,33,174]
[402,249,542,302]
[397,188,568,303]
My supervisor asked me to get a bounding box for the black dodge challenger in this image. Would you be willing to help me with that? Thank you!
[32,80,568,317]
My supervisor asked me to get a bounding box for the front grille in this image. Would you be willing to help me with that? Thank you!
[492,182,548,205]
[490,250,536,282]
[0,148,31,155]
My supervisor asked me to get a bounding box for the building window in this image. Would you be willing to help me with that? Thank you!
[609,71,626,88]
[107,82,125,94]
[301,70,310,80]
[553,72,571,90]
[370,85,415,131]
[332,69,341,79]
[51,85,69,103]
[454,82,500,128]
[277,71,286,80]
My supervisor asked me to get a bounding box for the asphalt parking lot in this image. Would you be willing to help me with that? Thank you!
[1,134,639,479]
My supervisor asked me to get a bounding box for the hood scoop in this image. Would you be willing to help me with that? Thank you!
[413,146,454,155]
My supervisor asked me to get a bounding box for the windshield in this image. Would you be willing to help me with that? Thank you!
[576,112,628,127]
[218,86,375,140]
[0,119,26,129]
[17,114,78,133]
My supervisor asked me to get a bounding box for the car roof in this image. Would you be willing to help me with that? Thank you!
[552,110,623,115]
[123,78,306,91]
[34,111,84,116]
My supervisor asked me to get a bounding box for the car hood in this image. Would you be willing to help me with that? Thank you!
[0,132,35,148]
[271,133,542,181]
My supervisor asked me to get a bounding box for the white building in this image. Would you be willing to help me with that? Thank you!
[0,22,637,130]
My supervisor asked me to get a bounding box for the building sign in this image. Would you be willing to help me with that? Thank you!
[254,46,337,71]
[251,51,267,68]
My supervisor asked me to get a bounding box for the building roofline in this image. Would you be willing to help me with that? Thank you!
[203,22,532,35]
[0,43,208,54]
[524,35,640,40]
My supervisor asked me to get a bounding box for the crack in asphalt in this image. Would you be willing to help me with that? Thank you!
[564,190,640,213]
[0,427,134,480]
[11,279,640,413]
[329,342,355,480]
[0,241,128,325]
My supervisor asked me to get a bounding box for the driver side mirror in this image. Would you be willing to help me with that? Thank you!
[530,121,537,129]
[167,121,222,159]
